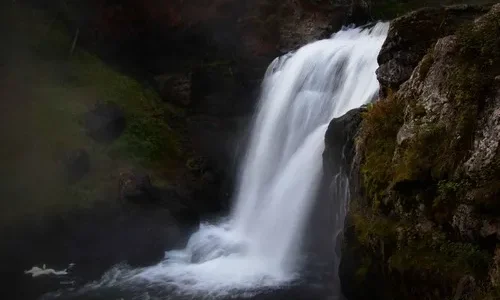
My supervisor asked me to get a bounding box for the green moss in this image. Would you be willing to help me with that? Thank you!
[359,91,405,205]
[355,256,373,281]
[352,5,500,298]
[0,4,187,225]
[389,234,491,278]
[352,209,399,248]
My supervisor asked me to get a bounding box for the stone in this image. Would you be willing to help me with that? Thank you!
[464,87,500,180]
[396,122,415,145]
[63,149,90,183]
[155,73,191,106]
[84,103,125,143]
[376,5,489,90]
[376,58,415,89]
[452,205,480,240]
[480,220,500,239]
[118,170,155,204]
[452,275,476,300]
[324,106,366,174]
[491,247,500,288]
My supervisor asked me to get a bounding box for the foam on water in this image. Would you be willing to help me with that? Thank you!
[48,23,389,299]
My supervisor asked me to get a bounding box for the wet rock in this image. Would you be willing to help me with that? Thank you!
[118,170,155,204]
[84,103,126,143]
[376,59,415,90]
[63,149,90,183]
[324,106,366,175]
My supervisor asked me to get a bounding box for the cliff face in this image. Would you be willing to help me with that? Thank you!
[329,3,500,300]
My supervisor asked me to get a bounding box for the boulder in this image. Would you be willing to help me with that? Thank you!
[118,170,155,204]
[324,106,366,177]
[63,148,90,183]
[84,103,126,143]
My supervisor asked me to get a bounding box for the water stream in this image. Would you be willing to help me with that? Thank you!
[43,23,388,300]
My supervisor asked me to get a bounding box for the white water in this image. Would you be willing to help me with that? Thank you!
[55,23,388,299]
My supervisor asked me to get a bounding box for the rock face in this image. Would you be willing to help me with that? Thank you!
[329,4,500,300]
[376,5,490,91]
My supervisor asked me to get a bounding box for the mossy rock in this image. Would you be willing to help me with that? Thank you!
[0,4,187,225]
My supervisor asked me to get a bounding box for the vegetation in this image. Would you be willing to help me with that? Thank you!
[351,5,500,299]
[0,4,187,224]
[359,90,405,207]
[389,231,491,277]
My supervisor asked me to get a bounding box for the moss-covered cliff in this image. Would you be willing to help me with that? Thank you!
[334,3,500,300]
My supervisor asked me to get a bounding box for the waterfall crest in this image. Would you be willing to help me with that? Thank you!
[50,23,389,299]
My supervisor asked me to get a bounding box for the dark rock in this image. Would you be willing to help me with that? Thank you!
[186,114,250,211]
[155,73,191,106]
[118,170,155,204]
[324,106,366,172]
[84,103,126,143]
[315,107,368,300]
[376,5,490,90]
[338,5,500,300]
[117,170,200,226]
[451,204,480,241]
[63,149,90,183]
[339,223,385,300]
[491,248,500,288]
[346,0,372,25]
[480,219,500,240]
[190,64,252,117]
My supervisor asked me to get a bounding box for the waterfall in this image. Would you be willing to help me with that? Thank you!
[50,23,389,299]
[231,23,389,273]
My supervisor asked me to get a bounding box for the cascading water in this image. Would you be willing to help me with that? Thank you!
[46,23,388,300]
